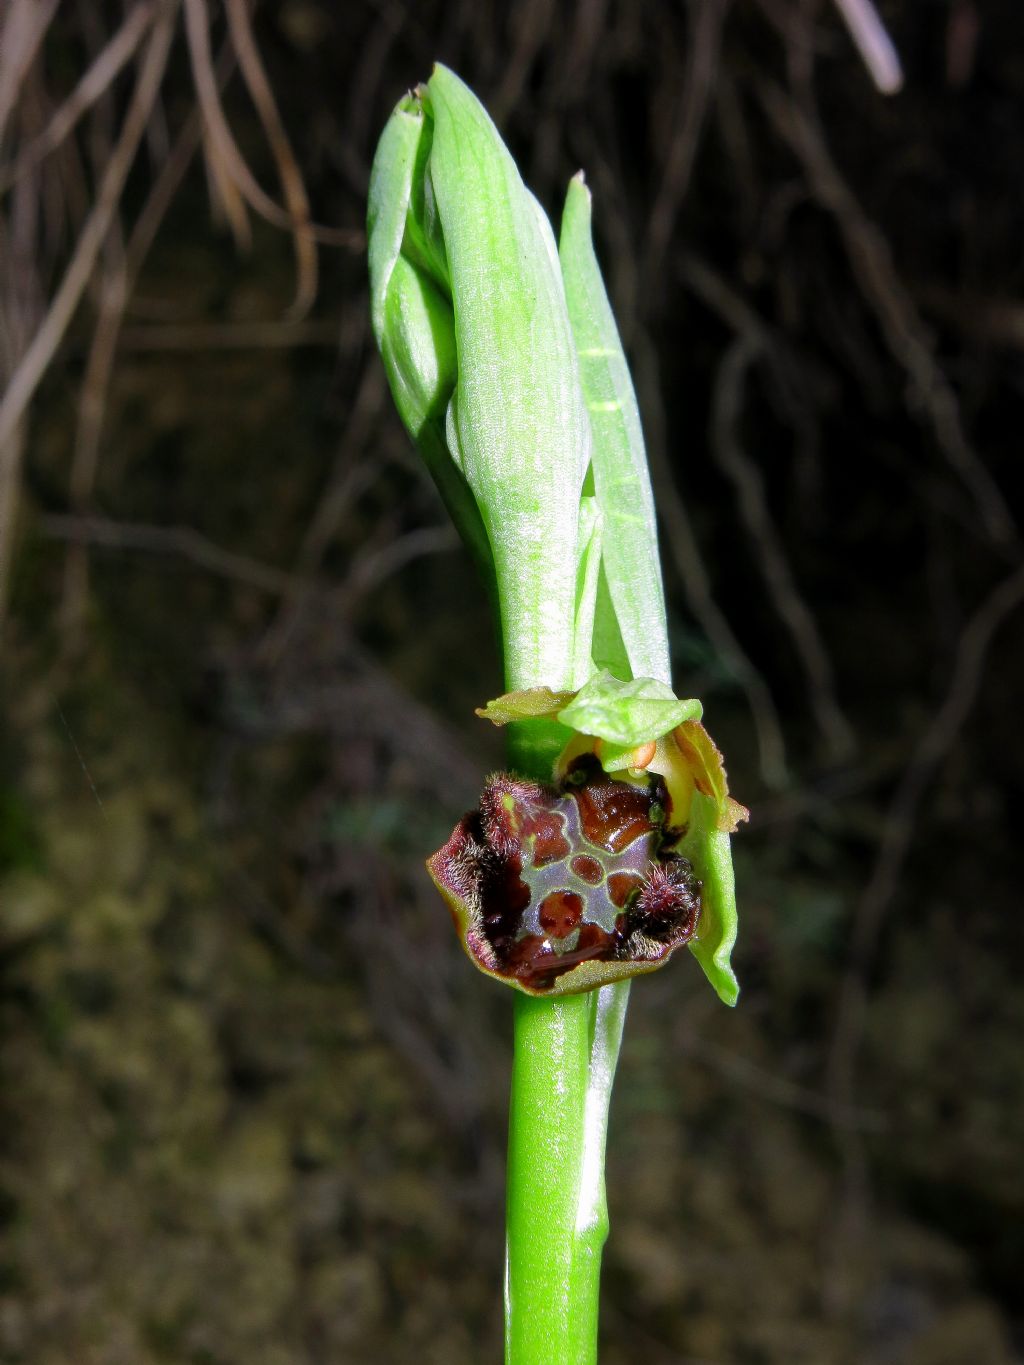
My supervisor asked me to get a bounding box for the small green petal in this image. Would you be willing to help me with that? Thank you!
[556,670,702,747]
[476,687,576,726]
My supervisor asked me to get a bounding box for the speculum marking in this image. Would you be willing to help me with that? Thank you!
[429,765,702,993]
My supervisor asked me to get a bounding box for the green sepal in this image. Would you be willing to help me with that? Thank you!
[476,687,575,726]
[475,670,703,750]
[677,792,740,1006]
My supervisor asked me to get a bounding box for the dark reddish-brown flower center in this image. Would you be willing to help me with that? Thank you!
[428,756,702,993]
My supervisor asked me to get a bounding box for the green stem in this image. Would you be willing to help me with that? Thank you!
[504,720,630,1364]
[506,990,592,1364]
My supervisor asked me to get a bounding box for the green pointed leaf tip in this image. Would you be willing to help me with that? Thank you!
[678,796,740,1005]
[559,174,670,687]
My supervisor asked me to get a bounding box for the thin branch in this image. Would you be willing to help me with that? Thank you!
[824,560,1024,1304]
[0,5,177,454]
[758,77,1017,549]
[0,2,158,195]
[0,4,178,624]
[224,0,316,318]
[124,23,242,286]
[678,1032,886,1131]
[183,0,360,262]
[633,328,790,788]
[828,559,1024,1101]
[642,0,730,302]
[0,0,61,142]
[710,335,854,758]
[257,360,388,663]
[117,319,341,350]
[344,524,459,601]
[491,0,556,123]
[59,221,128,645]
[39,513,305,597]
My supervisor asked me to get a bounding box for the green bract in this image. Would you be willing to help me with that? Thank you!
[366,95,493,586]
[368,66,589,694]
[559,175,670,685]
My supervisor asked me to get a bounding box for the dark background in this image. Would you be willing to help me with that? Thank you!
[2,1,1022,1361]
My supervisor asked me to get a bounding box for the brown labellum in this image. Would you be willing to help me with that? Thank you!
[427,756,702,996]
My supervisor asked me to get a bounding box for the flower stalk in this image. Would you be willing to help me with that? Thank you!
[368,65,745,1363]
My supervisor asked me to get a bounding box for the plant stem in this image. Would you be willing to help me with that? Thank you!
[506,990,592,1364]
[504,720,631,1364]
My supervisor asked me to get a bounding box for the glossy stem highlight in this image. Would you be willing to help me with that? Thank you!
[506,990,593,1364]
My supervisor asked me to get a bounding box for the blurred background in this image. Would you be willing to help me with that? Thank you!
[1,1,1022,1361]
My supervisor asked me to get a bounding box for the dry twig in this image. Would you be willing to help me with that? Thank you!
[0,3,178,622]
[830,0,903,95]
[824,560,1024,1306]
[224,0,317,317]
[757,77,1017,550]
[633,328,790,788]
[0,2,158,194]
[258,359,389,662]
[0,0,61,142]
[641,0,730,303]
[40,512,305,597]
[710,335,854,759]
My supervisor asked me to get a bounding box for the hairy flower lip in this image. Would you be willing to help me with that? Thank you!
[427,764,702,998]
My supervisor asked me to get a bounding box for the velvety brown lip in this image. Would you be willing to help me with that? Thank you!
[429,768,702,993]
